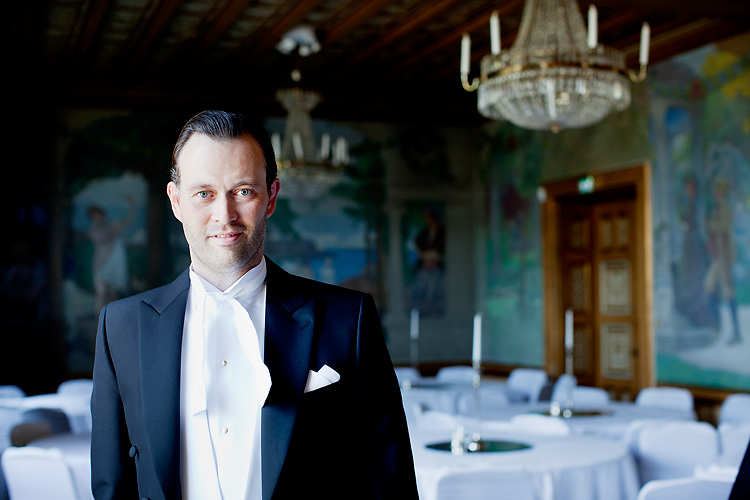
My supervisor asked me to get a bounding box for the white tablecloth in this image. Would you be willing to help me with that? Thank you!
[28,432,94,500]
[412,430,640,500]
[461,401,696,441]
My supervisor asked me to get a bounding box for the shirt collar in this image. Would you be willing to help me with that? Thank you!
[189,256,267,305]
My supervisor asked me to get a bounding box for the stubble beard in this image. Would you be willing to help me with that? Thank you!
[191,216,268,280]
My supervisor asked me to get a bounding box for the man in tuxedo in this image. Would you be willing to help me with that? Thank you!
[90,110,418,500]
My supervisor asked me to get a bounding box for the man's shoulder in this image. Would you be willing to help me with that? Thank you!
[106,270,190,313]
[273,264,365,300]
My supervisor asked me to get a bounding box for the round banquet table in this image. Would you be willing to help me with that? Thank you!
[411,430,640,500]
[453,401,696,441]
[28,432,94,500]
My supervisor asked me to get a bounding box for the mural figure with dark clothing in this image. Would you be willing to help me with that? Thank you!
[410,207,446,316]
[673,176,717,329]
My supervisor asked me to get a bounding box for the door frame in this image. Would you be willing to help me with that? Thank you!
[541,163,654,391]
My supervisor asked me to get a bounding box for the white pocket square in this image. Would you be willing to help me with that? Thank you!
[304,364,340,393]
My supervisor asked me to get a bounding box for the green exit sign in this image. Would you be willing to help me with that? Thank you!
[578,175,595,194]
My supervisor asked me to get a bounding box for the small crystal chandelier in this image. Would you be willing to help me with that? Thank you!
[461,0,651,132]
[272,28,348,198]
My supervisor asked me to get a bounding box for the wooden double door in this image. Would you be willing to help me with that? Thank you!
[542,166,653,399]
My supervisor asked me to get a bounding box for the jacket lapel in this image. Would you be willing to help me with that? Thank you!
[139,270,190,499]
[262,259,315,500]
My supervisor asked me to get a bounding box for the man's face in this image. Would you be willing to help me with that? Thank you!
[167,133,279,288]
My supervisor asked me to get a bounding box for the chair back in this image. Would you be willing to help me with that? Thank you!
[550,374,577,403]
[434,467,553,500]
[510,414,571,436]
[633,421,719,485]
[394,367,421,387]
[570,386,610,408]
[635,387,694,413]
[507,369,548,403]
[718,422,750,467]
[0,386,25,399]
[435,366,475,384]
[719,393,750,425]
[56,380,93,398]
[635,476,734,500]
[1,446,80,500]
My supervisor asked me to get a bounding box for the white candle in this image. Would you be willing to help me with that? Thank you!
[639,22,650,66]
[472,313,482,365]
[587,5,598,49]
[320,133,330,160]
[410,309,419,340]
[292,132,304,160]
[565,309,574,350]
[490,11,501,55]
[461,33,471,75]
[271,132,281,158]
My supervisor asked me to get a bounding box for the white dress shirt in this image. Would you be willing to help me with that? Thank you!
[180,258,271,500]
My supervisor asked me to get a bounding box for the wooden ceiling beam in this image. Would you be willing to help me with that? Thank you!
[624,18,749,66]
[72,0,111,70]
[581,0,750,19]
[321,0,394,47]
[239,0,326,64]
[191,0,253,61]
[125,0,183,75]
[340,0,466,70]
[384,0,524,77]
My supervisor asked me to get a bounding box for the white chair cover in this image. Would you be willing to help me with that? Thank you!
[20,394,91,435]
[718,421,750,467]
[56,380,93,398]
[719,393,750,425]
[570,386,610,408]
[635,476,734,500]
[1,446,80,500]
[510,414,572,435]
[435,366,475,384]
[635,387,694,413]
[434,466,553,500]
[633,421,719,485]
[507,368,548,403]
[394,367,422,387]
[0,386,25,399]
[551,374,577,403]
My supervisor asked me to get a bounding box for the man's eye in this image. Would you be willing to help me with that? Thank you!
[197,191,209,199]
[238,189,251,196]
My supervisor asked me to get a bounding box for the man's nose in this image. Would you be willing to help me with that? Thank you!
[213,195,238,224]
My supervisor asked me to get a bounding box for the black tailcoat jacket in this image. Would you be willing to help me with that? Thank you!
[90,258,418,500]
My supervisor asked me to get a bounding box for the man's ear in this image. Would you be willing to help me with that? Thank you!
[266,178,280,219]
[167,182,183,222]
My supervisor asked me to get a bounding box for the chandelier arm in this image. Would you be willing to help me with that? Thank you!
[461,74,480,92]
[628,64,648,83]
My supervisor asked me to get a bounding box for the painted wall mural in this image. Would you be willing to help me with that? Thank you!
[650,33,750,390]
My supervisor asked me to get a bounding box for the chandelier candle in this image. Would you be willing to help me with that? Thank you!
[410,309,419,341]
[490,11,501,55]
[472,313,482,366]
[639,23,650,66]
[587,5,597,49]
[460,33,471,76]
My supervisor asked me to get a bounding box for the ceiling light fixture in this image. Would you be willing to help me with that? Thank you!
[461,0,650,132]
[273,28,348,198]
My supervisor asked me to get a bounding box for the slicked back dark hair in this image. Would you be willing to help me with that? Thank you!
[171,110,277,193]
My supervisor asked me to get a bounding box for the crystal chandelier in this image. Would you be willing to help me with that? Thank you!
[272,27,348,198]
[461,0,650,132]
[272,86,348,198]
